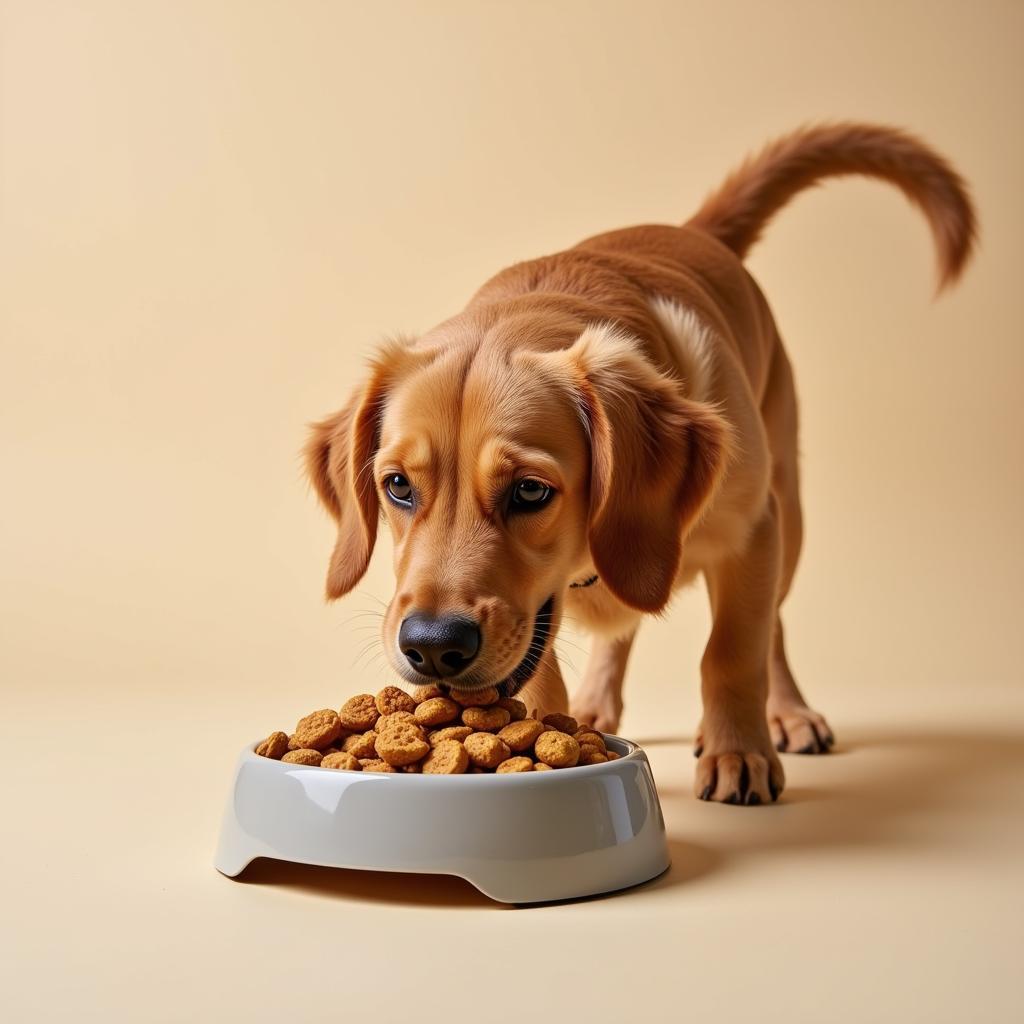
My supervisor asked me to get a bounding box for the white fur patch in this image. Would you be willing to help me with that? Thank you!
[648,296,716,402]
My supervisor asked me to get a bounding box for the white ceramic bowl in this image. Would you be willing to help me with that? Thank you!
[215,734,670,904]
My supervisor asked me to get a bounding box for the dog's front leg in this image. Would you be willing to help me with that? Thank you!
[696,497,786,804]
[518,646,570,720]
[570,624,639,734]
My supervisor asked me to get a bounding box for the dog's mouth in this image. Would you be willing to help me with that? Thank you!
[439,594,555,699]
[496,594,555,698]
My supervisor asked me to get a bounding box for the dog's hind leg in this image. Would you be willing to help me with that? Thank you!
[761,344,835,754]
[570,624,639,734]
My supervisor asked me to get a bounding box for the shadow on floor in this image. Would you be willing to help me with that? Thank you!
[657,724,1024,857]
[235,859,501,909]
[233,724,1024,907]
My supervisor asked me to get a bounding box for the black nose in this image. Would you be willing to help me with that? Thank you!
[398,613,481,678]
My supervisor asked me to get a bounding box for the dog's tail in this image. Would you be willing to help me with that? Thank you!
[686,122,977,291]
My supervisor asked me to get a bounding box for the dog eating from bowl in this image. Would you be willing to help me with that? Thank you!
[305,122,975,806]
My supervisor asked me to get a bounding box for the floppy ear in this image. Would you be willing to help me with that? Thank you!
[565,325,733,612]
[305,341,417,599]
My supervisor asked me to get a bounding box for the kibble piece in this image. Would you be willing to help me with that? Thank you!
[281,748,323,766]
[342,730,378,759]
[578,743,604,761]
[497,718,545,752]
[376,710,419,732]
[542,713,578,735]
[360,758,397,773]
[497,697,528,721]
[375,685,416,717]
[255,731,289,760]
[462,706,511,732]
[533,762,553,771]
[422,740,469,774]
[414,696,460,727]
[496,756,534,773]
[535,731,581,768]
[321,751,360,771]
[428,725,474,747]
[580,750,609,765]
[375,722,430,767]
[574,729,607,751]
[449,686,499,707]
[401,761,422,774]
[411,684,444,704]
[293,709,343,750]
[464,732,512,770]
[287,733,302,750]
[605,751,621,761]
[339,694,380,731]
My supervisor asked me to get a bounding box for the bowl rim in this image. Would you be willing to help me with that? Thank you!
[244,731,642,781]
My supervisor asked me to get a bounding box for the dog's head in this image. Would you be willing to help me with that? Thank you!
[306,318,730,696]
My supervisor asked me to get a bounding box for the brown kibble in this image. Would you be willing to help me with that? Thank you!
[375,685,416,717]
[293,709,343,750]
[580,750,609,765]
[339,694,380,731]
[360,758,397,773]
[376,710,419,733]
[342,730,378,758]
[574,730,606,750]
[428,725,474,747]
[401,761,422,773]
[533,762,553,771]
[535,731,580,768]
[281,748,323,766]
[411,684,444,704]
[287,733,302,750]
[422,740,469,774]
[321,751,360,771]
[449,686,499,707]
[462,706,511,732]
[464,732,512,769]
[497,697,528,721]
[605,751,621,761]
[414,696,461,727]
[255,731,289,760]
[542,713,578,735]
[578,743,604,761]
[375,722,430,766]
[496,756,534,773]
[497,718,545,752]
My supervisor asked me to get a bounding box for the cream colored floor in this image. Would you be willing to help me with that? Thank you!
[5,683,1022,1023]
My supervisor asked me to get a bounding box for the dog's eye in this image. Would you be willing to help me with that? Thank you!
[510,478,553,511]
[385,473,413,507]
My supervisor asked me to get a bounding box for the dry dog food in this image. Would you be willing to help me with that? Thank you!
[254,687,621,774]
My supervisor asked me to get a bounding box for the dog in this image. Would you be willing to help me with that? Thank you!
[305,123,975,804]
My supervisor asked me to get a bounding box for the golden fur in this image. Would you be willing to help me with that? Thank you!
[306,123,976,804]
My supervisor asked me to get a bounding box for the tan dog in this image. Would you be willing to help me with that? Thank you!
[306,123,975,804]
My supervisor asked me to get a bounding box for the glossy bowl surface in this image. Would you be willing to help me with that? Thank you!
[215,734,670,904]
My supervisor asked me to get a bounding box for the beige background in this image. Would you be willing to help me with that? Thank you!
[2,1,1022,1021]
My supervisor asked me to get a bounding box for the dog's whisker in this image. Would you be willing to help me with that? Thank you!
[352,636,384,670]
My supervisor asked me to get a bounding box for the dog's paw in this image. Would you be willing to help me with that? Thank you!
[570,684,622,734]
[768,701,834,754]
[694,745,785,805]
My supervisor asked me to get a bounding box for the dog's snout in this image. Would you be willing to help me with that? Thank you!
[399,613,481,678]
